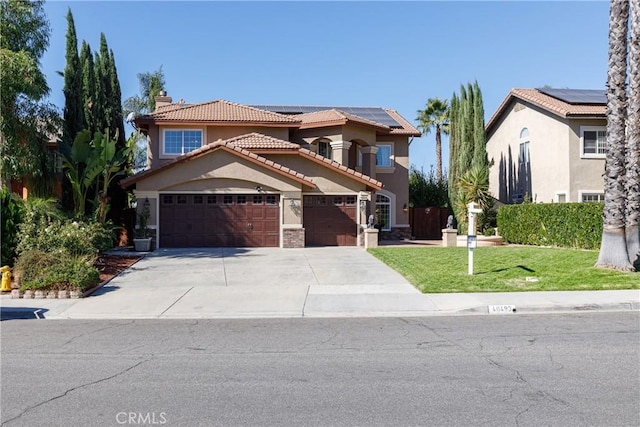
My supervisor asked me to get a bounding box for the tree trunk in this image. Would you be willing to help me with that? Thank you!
[626,0,640,270]
[596,0,633,271]
[435,126,443,184]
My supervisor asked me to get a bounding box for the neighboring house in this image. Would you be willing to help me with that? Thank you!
[120,94,420,248]
[8,124,62,200]
[486,88,606,204]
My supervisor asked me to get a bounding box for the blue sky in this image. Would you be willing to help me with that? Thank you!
[40,1,609,171]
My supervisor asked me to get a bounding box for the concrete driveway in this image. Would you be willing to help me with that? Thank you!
[46,247,437,319]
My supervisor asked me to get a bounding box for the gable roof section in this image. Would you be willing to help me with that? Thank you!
[297,109,390,132]
[486,88,607,134]
[136,99,301,125]
[224,132,300,151]
[120,139,315,189]
[383,109,422,136]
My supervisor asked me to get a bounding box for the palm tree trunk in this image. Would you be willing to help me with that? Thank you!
[435,126,443,184]
[596,0,634,271]
[626,0,640,270]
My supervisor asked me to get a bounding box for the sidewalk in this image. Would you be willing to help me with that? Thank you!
[2,289,638,320]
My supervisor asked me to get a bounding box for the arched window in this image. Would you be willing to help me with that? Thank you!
[520,128,529,139]
[317,139,332,159]
[375,194,391,231]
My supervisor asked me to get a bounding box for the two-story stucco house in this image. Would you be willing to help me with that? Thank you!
[120,93,420,248]
[486,88,606,204]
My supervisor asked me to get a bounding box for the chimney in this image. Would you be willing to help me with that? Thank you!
[154,90,172,110]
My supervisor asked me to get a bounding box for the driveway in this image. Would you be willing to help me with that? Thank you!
[42,248,438,319]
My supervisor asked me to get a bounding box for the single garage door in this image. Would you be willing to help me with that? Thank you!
[160,194,280,247]
[303,195,358,246]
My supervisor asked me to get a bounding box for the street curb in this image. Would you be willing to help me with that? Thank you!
[459,302,640,315]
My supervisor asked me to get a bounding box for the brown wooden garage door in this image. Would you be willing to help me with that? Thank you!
[303,195,358,246]
[160,194,280,247]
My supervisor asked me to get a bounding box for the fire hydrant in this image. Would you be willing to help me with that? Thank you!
[0,266,12,292]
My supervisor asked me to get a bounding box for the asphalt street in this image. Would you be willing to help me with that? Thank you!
[1,312,639,427]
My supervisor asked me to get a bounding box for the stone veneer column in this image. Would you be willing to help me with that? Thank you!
[329,140,352,166]
[360,146,378,179]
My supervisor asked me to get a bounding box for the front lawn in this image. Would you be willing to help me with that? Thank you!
[369,246,639,293]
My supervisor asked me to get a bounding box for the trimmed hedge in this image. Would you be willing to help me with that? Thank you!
[497,202,603,249]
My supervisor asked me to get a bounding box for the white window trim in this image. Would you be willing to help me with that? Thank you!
[580,126,607,159]
[578,190,605,203]
[375,190,396,231]
[160,127,205,158]
[376,141,395,171]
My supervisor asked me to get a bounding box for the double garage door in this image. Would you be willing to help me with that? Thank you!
[159,193,359,248]
[160,194,279,247]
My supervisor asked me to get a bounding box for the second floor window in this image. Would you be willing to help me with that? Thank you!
[581,127,607,157]
[163,129,203,155]
[318,140,332,159]
[376,144,393,167]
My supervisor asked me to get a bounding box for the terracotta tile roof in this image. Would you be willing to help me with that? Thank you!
[225,133,300,150]
[486,88,607,133]
[120,139,315,189]
[136,100,302,124]
[383,109,422,136]
[297,109,390,131]
[297,147,383,190]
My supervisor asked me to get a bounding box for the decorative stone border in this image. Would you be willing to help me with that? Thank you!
[8,254,144,299]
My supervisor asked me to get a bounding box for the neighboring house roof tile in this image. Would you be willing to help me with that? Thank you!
[486,88,607,134]
[137,100,302,124]
[383,109,422,136]
[120,139,315,189]
[224,132,300,150]
[297,109,390,131]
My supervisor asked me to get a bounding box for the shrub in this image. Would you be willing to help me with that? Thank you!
[497,202,603,249]
[20,255,100,291]
[1,187,22,266]
[17,218,114,257]
[13,250,57,287]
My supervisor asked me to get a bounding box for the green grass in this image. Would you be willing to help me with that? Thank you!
[368,246,640,293]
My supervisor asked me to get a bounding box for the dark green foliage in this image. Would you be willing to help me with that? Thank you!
[62,8,84,145]
[1,187,23,266]
[409,166,449,207]
[80,41,97,133]
[13,249,57,286]
[19,255,99,291]
[498,203,604,249]
[0,0,60,181]
[448,82,489,228]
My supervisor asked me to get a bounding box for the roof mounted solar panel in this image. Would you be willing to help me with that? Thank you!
[536,88,606,105]
[250,105,402,127]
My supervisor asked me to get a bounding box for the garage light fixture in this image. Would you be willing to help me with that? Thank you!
[289,199,296,208]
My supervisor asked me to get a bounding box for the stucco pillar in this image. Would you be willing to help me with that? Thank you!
[330,140,352,166]
[361,146,378,178]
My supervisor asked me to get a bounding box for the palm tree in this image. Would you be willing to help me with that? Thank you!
[416,98,449,184]
[626,0,639,270]
[596,0,633,271]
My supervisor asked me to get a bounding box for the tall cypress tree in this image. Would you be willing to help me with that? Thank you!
[80,41,96,134]
[109,48,126,150]
[93,50,105,133]
[62,8,84,145]
[471,81,489,170]
[448,93,460,213]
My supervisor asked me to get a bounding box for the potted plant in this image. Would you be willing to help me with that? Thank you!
[133,198,153,252]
